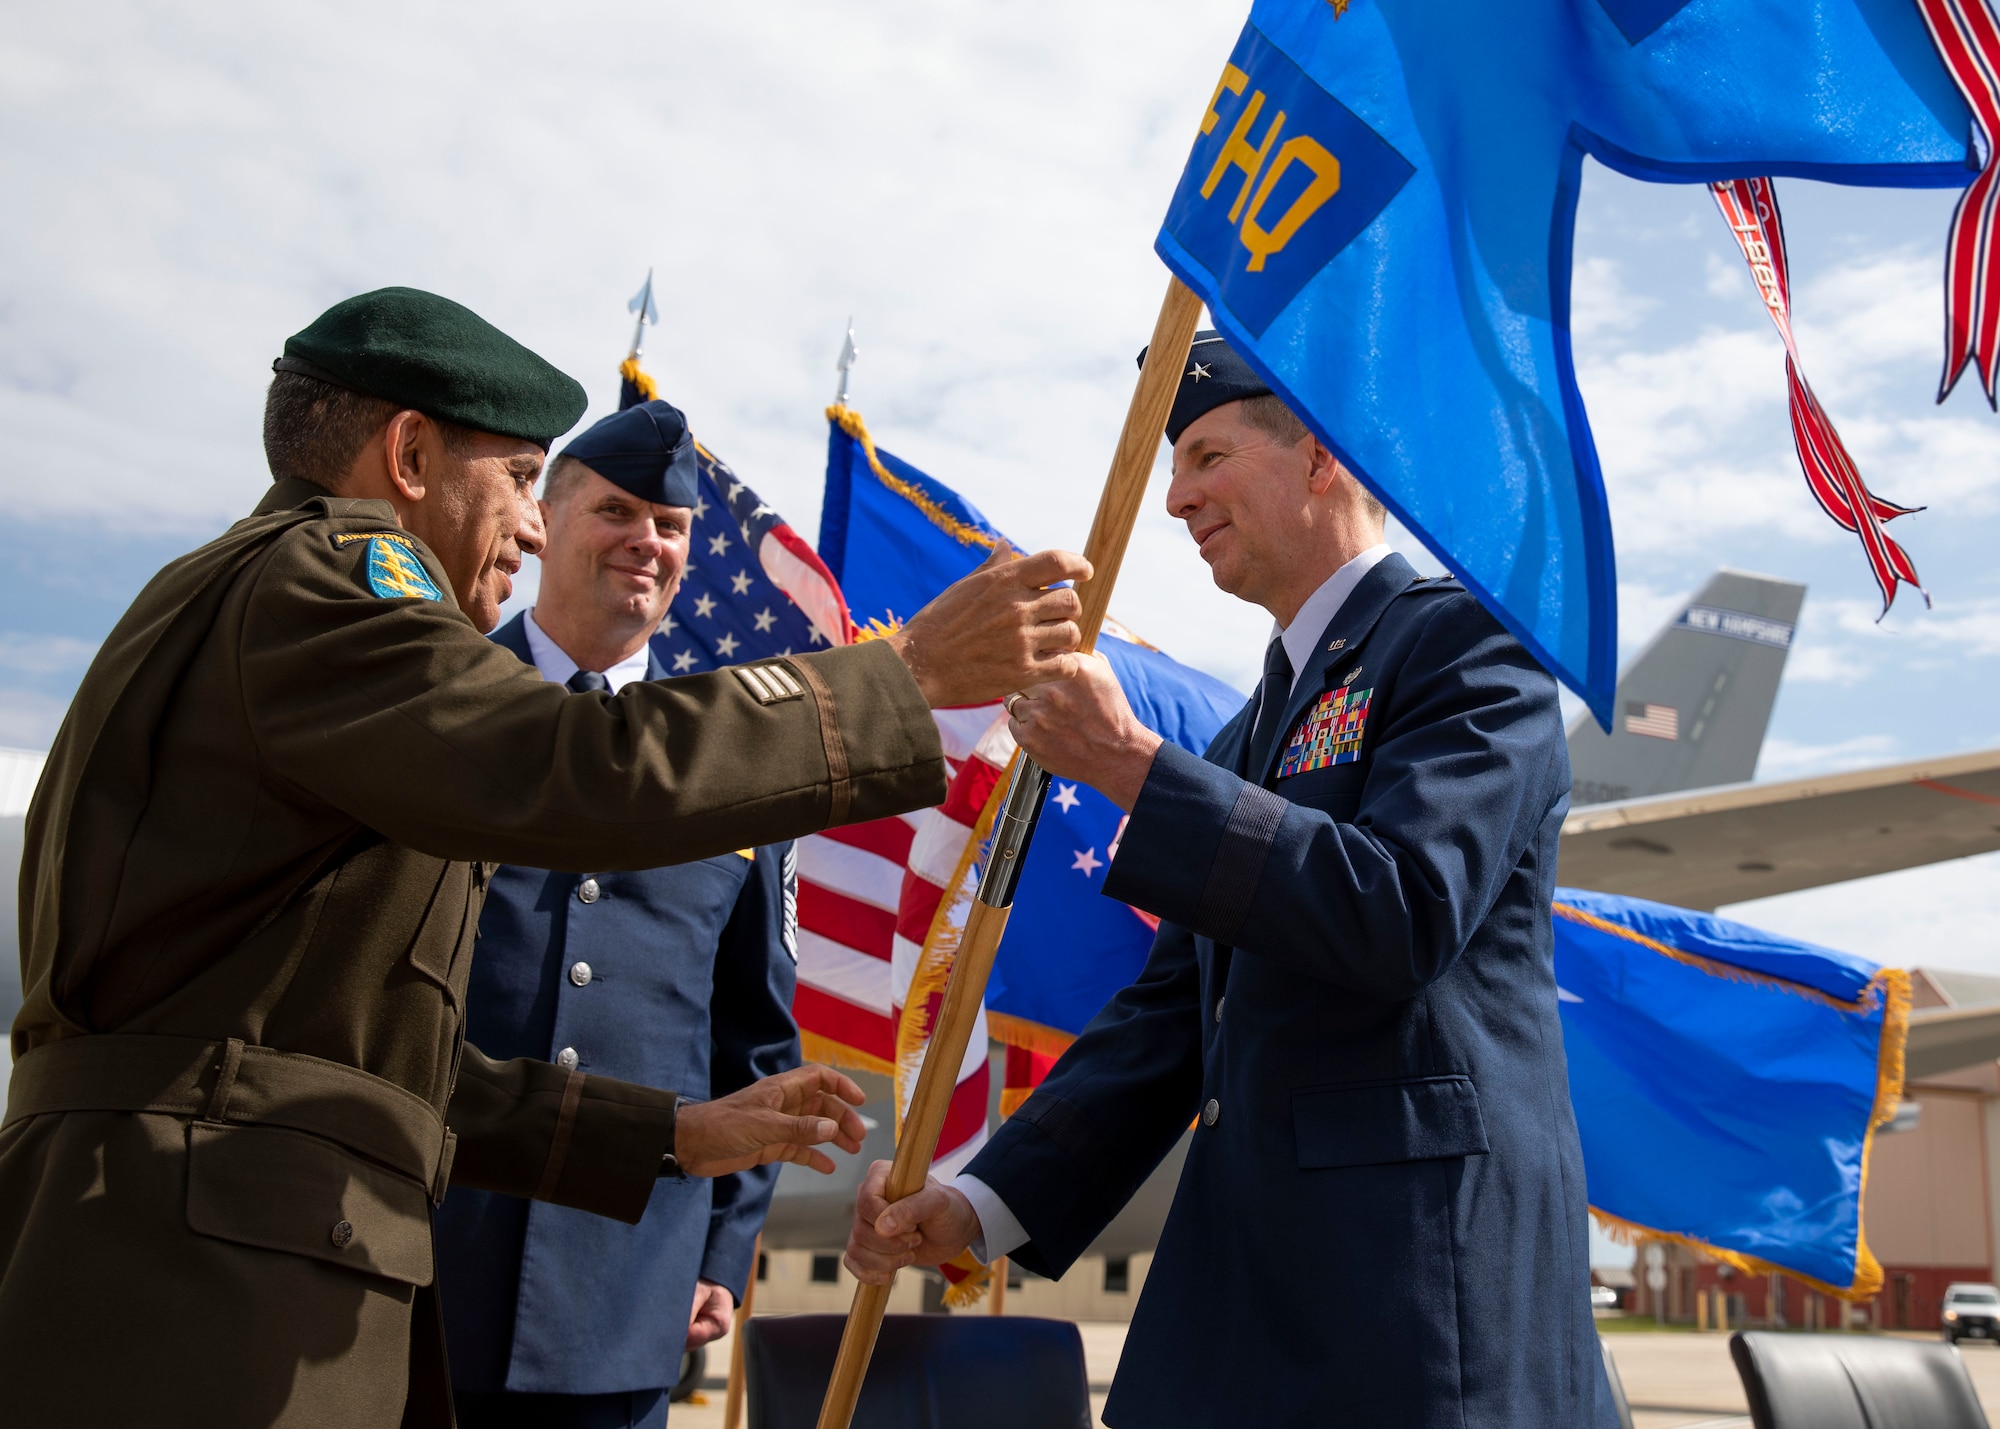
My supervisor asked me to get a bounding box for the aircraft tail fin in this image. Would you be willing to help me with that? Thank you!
[1567,570,1805,806]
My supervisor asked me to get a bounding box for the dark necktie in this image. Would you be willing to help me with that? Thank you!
[566,669,611,694]
[1245,636,1295,778]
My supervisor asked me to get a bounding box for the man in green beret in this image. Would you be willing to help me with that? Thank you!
[0,287,1090,1427]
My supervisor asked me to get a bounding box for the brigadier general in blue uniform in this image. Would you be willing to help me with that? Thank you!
[436,400,795,1429]
[844,335,1614,1428]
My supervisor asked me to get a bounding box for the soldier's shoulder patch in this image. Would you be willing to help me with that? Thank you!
[335,531,443,602]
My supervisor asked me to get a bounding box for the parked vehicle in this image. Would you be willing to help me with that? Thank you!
[1942,1283,2000,1345]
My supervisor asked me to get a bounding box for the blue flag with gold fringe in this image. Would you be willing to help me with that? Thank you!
[1158,0,1973,724]
[1555,888,1908,1297]
[819,404,1243,1049]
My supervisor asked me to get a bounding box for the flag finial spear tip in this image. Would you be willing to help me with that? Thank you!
[835,318,859,405]
[627,269,659,360]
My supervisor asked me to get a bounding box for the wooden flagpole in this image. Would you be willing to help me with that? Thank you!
[722,1232,760,1429]
[812,274,1203,1429]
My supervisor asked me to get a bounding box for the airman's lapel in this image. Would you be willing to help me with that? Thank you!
[489,611,534,664]
[1255,553,1418,785]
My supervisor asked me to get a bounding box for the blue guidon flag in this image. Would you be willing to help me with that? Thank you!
[1554,888,1909,1298]
[1157,0,1986,725]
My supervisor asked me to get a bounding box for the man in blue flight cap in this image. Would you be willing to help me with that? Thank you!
[844,334,1613,1427]
[436,399,793,1429]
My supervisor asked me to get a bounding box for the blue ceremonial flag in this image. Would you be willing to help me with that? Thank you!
[820,404,1244,1048]
[1554,887,1908,1296]
[1157,0,1974,724]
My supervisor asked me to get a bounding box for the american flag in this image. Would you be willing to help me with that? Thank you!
[652,440,997,1187]
[1623,702,1679,742]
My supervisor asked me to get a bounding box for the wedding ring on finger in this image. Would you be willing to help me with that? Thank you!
[1005,692,1025,717]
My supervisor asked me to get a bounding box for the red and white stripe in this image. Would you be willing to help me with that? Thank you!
[1915,0,2000,407]
[1710,177,1928,617]
[890,710,1014,1176]
[791,697,1004,1174]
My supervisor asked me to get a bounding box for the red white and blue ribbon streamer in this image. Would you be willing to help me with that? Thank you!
[1914,0,2000,405]
[1711,177,1929,617]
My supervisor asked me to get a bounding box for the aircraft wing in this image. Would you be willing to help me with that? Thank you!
[1908,1001,2000,1079]
[1559,747,2000,910]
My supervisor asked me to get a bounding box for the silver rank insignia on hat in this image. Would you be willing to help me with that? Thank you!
[1187,362,1212,381]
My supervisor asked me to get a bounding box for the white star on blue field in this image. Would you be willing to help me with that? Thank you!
[649,448,828,675]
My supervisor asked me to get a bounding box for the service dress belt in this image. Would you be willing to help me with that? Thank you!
[4,1033,457,1202]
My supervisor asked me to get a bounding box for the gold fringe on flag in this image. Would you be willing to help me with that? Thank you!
[800,1031,893,1080]
[620,356,660,403]
[985,1012,1077,1060]
[1552,901,1896,1014]
[827,404,1015,557]
[1569,922,1910,1301]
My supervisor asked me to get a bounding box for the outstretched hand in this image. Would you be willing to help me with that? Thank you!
[889,547,1093,708]
[1007,649,1163,811]
[842,1159,983,1284]
[674,1065,867,1177]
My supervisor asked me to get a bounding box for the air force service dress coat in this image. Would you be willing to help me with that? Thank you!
[963,554,1610,1429]
[0,480,946,1429]
[436,617,800,1398]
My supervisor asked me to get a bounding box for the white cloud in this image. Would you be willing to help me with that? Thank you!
[0,691,69,750]
[0,634,97,678]
[1754,732,1900,780]
[1570,256,1660,343]
[1723,851,2000,978]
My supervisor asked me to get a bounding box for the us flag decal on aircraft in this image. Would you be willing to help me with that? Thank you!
[1624,703,1679,741]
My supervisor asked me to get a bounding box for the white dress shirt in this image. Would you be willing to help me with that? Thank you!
[950,542,1395,1264]
[521,607,653,691]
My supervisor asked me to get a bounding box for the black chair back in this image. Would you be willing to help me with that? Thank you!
[1730,1330,1990,1429]
[743,1313,1092,1429]
[1599,1334,1635,1429]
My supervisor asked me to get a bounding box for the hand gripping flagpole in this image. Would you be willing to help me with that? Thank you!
[813,274,1203,1429]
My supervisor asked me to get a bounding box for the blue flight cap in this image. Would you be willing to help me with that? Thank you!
[1138,329,1274,444]
[556,398,701,506]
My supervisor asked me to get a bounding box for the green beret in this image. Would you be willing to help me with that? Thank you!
[274,286,587,448]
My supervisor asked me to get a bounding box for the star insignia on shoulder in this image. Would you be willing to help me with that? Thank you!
[1186,362,1212,382]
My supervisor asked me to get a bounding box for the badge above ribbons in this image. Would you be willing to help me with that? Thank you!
[1156,0,1975,727]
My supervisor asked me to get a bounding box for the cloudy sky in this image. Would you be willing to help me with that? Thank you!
[5,1,2000,981]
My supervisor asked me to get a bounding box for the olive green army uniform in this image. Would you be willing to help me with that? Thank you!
[0,479,947,1426]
